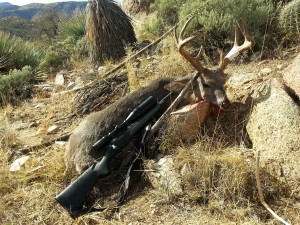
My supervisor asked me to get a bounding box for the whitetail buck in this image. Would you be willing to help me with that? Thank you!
[64,17,255,174]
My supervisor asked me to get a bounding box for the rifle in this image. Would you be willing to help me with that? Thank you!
[92,95,157,152]
[55,94,171,218]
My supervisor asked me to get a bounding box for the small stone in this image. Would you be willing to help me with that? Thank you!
[47,125,59,134]
[148,157,183,195]
[10,156,30,171]
[55,73,65,85]
[260,67,272,75]
[29,121,39,128]
[276,64,284,70]
[75,77,84,86]
[66,82,76,90]
[98,66,106,74]
[55,141,67,146]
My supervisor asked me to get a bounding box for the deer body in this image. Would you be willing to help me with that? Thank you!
[65,17,255,175]
[65,76,200,174]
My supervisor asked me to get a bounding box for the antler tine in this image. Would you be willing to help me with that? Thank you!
[234,23,241,47]
[239,21,256,54]
[175,16,205,73]
[218,22,255,71]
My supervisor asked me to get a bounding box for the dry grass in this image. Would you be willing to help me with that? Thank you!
[1,24,300,225]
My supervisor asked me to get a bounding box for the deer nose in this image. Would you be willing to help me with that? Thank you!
[221,100,230,109]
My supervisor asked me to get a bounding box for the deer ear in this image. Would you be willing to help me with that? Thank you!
[164,81,186,93]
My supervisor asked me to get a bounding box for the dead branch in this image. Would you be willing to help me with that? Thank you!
[255,150,291,225]
[56,24,177,96]
[8,133,71,162]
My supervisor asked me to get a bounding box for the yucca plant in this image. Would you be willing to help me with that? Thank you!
[58,10,86,41]
[86,0,137,66]
[0,32,44,72]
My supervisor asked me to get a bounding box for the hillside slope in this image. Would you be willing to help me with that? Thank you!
[0,1,87,20]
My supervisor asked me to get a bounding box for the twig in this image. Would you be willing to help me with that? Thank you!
[8,133,71,161]
[255,150,291,225]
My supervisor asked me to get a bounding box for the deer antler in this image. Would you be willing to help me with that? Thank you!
[218,22,256,70]
[174,17,205,73]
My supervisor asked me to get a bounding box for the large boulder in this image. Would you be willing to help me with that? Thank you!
[283,53,300,98]
[246,78,300,190]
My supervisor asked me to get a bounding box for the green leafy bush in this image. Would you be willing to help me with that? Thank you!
[279,0,300,40]
[151,0,276,48]
[0,66,34,105]
[39,36,86,72]
[181,0,275,47]
[137,13,165,39]
[153,0,185,26]
[58,10,86,41]
[0,32,44,72]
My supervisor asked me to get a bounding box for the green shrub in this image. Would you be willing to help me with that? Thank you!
[151,0,276,49]
[38,10,89,73]
[0,66,33,105]
[58,10,86,41]
[39,36,87,72]
[0,32,43,72]
[39,50,66,72]
[137,14,165,39]
[153,0,185,26]
[279,0,300,39]
[182,0,275,46]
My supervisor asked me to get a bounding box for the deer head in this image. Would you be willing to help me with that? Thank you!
[172,17,256,109]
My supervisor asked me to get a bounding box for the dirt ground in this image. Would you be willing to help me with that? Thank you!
[1,46,300,225]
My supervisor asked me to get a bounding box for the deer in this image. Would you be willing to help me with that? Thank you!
[64,17,255,175]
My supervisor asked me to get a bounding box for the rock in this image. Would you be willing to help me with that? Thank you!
[55,141,67,146]
[10,156,30,171]
[225,72,263,103]
[246,78,300,189]
[148,157,183,195]
[98,66,106,74]
[47,125,59,134]
[276,64,284,70]
[55,73,65,85]
[283,53,300,98]
[169,101,211,141]
[260,67,272,75]
[66,82,76,90]
[75,77,84,87]
[28,121,39,128]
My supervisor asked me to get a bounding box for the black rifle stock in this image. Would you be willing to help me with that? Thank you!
[55,94,170,218]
